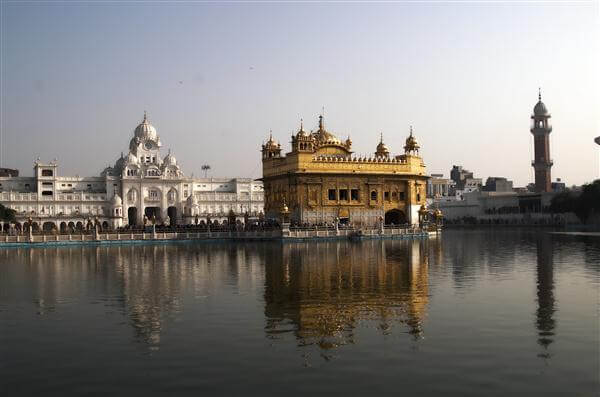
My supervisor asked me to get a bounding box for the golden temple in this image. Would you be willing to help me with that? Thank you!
[261,115,429,226]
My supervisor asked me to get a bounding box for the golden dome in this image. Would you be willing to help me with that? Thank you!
[404,126,420,154]
[313,115,344,146]
[296,119,310,138]
[376,133,389,156]
[263,131,280,149]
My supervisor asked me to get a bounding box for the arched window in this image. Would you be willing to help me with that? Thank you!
[370,191,377,201]
[41,169,53,177]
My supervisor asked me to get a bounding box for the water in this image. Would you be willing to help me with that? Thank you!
[1,229,598,396]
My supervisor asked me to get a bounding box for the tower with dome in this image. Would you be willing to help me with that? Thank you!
[530,89,553,193]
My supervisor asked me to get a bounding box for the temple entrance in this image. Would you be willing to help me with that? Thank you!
[144,207,161,223]
[385,209,407,225]
[128,207,138,226]
[167,206,177,226]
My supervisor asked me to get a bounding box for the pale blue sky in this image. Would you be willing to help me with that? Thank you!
[1,1,598,186]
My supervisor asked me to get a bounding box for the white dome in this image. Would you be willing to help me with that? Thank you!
[111,194,122,207]
[163,152,177,166]
[134,112,157,141]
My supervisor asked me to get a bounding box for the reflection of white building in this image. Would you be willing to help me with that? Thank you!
[0,113,264,232]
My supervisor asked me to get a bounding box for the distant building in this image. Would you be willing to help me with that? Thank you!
[483,177,513,193]
[0,168,19,178]
[450,165,473,186]
[449,165,482,196]
[427,173,453,198]
[530,89,553,192]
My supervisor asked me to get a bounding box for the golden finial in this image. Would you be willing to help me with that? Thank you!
[143,110,147,122]
[538,87,542,101]
[409,125,413,136]
[380,132,383,143]
[300,118,304,131]
[318,114,324,130]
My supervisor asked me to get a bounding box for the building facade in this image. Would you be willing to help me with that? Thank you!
[261,115,429,226]
[531,89,553,192]
[0,113,263,232]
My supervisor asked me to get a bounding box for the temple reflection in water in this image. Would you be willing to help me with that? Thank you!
[1,239,433,351]
[1,243,266,348]
[263,239,431,349]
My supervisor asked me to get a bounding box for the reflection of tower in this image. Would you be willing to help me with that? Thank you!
[535,233,556,352]
[530,89,553,192]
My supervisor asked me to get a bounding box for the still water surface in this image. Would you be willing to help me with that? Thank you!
[1,230,598,396]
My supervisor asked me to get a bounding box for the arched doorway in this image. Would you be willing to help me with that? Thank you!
[102,221,109,231]
[42,222,55,232]
[167,206,177,226]
[144,207,160,223]
[75,221,83,231]
[385,209,407,225]
[59,222,67,233]
[128,207,138,226]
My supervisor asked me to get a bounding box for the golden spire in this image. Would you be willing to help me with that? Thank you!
[318,114,324,131]
[300,118,304,131]
[143,110,147,122]
[538,87,542,101]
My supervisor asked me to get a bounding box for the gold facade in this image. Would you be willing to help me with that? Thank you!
[261,116,428,225]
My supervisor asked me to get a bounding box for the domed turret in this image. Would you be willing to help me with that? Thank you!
[262,131,282,159]
[533,89,549,116]
[163,150,177,166]
[111,193,123,207]
[296,119,310,138]
[134,112,158,141]
[404,126,420,155]
[375,133,390,158]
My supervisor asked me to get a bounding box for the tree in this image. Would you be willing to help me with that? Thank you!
[0,203,16,222]
[550,180,600,223]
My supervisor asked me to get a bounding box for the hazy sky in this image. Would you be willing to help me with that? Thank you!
[1,1,598,186]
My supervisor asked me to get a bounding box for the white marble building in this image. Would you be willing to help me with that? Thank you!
[0,113,264,232]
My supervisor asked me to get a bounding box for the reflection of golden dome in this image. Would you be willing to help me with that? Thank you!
[280,202,289,214]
